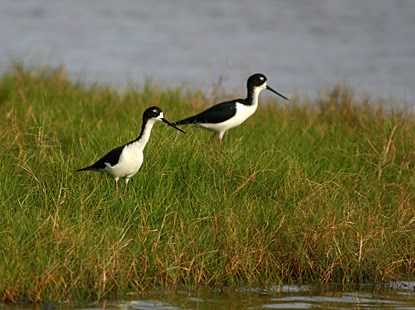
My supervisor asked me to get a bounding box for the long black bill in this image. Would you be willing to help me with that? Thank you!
[162,118,186,134]
[267,85,290,101]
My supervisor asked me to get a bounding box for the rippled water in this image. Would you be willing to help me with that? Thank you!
[0,0,414,102]
[3,282,415,309]
[84,282,415,309]
[104,284,415,309]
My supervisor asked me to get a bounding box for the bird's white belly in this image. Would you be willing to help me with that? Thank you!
[104,148,144,179]
[201,102,257,133]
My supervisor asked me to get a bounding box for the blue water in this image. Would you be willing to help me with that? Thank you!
[0,0,414,101]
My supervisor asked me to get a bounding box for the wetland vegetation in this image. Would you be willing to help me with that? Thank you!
[1,65,415,303]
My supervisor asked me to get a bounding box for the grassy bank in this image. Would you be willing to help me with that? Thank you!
[1,65,415,303]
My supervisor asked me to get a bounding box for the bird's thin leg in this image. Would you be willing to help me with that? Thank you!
[115,179,119,198]
[207,132,217,146]
[218,133,224,147]
[122,179,129,199]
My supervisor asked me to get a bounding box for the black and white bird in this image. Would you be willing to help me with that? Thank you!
[173,73,289,146]
[76,106,185,198]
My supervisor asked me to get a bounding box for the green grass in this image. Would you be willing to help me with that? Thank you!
[1,65,415,303]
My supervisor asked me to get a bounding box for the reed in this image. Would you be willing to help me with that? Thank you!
[1,65,415,303]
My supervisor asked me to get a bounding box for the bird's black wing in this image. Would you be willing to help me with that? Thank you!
[76,145,125,171]
[174,99,240,125]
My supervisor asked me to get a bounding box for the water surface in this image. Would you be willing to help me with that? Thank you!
[0,0,414,102]
[3,283,415,309]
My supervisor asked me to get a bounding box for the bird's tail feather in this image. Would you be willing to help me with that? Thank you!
[173,117,198,126]
[75,166,93,172]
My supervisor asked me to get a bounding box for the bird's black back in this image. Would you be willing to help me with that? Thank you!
[76,144,125,171]
[174,99,242,125]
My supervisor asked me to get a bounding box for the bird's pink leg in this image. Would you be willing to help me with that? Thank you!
[218,133,224,147]
[115,179,119,198]
[207,132,217,146]
[122,179,129,199]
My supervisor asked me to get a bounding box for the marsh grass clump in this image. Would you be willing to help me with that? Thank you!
[1,66,415,303]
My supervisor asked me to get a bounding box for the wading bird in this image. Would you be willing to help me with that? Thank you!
[76,106,186,198]
[173,73,289,146]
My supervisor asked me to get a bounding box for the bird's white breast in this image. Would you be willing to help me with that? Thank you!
[201,102,258,133]
[104,143,144,179]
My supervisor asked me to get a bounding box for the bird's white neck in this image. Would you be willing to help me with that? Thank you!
[248,86,263,106]
[131,118,157,150]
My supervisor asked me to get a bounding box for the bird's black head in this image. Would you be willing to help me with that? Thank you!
[143,106,163,121]
[247,73,290,101]
[142,106,186,134]
[247,73,268,89]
